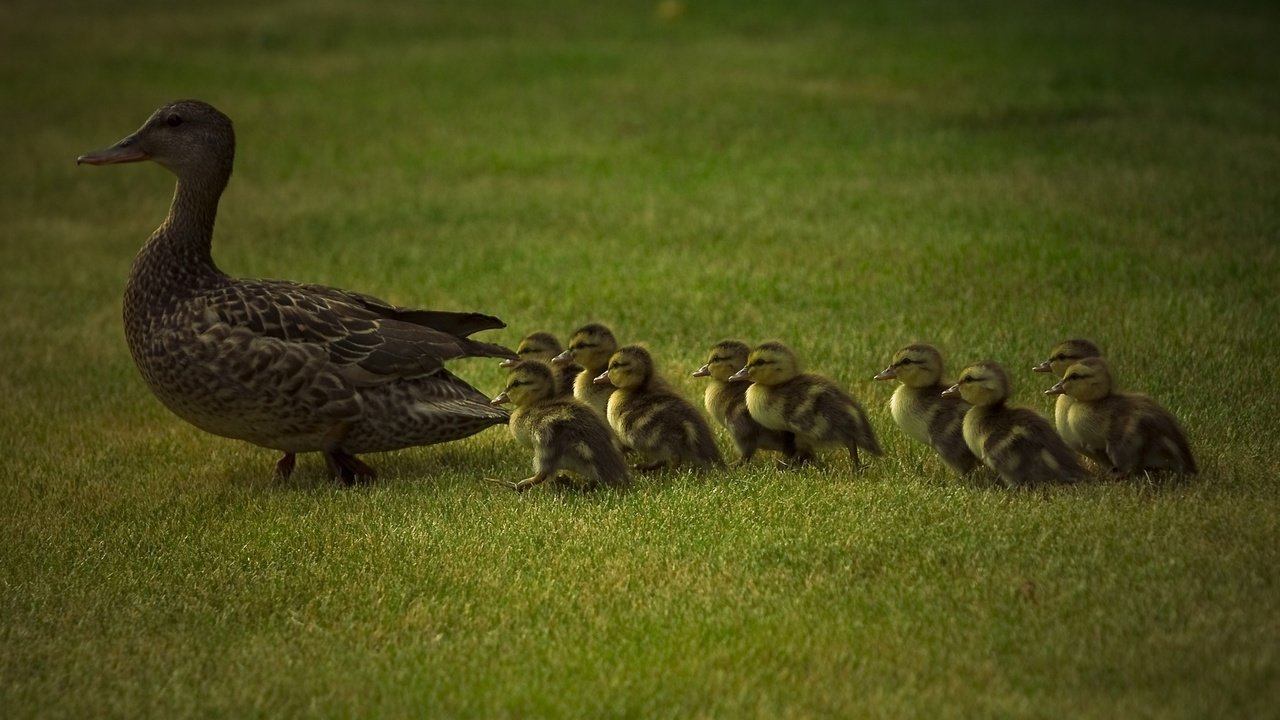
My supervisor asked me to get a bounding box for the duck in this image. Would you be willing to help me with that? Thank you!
[594,345,724,471]
[874,344,977,475]
[501,331,579,399]
[943,362,1088,487]
[692,340,799,466]
[729,341,881,475]
[552,323,619,417]
[489,361,631,492]
[1032,338,1103,454]
[1044,357,1197,476]
[77,100,515,484]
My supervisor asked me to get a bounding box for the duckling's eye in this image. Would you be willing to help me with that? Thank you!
[165,113,183,127]
[507,379,529,389]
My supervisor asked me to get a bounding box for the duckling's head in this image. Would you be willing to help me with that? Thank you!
[1045,357,1114,402]
[502,331,564,368]
[730,341,800,386]
[874,343,945,388]
[1033,338,1102,377]
[77,100,236,182]
[595,345,655,390]
[555,323,618,371]
[492,361,558,407]
[943,362,1011,407]
[693,340,751,382]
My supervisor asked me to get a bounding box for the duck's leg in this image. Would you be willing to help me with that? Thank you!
[323,450,377,485]
[275,452,297,479]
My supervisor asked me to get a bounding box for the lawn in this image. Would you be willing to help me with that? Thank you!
[1,0,1277,717]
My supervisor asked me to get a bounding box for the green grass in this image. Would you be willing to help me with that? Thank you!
[2,0,1278,717]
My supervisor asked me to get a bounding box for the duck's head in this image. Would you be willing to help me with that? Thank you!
[1045,357,1113,402]
[502,331,564,368]
[729,341,799,386]
[77,100,235,181]
[492,361,558,407]
[693,340,751,382]
[942,362,1010,407]
[875,343,944,388]
[1033,338,1102,377]
[554,323,617,371]
[594,345,655,390]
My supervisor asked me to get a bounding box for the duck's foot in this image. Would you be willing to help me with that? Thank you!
[485,478,520,492]
[324,450,377,486]
[275,452,297,479]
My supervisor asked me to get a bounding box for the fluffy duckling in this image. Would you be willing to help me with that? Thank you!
[595,345,724,471]
[692,340,799,465]
[1032,338,1103,454]
[943,362,1088,487]
[501,331,579,398]
[874,344,978,474]
[553,323,619,417]
[1045,357,1197,476]
[490,361,631,492]
[729,341,881,475]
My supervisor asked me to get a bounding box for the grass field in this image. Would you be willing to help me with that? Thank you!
[2,0,1278,717]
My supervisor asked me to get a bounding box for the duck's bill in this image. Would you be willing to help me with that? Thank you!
[691,365,710,378]
[873,367,897,381]
[77,137,146,165]
[592,371,612,386]
[1044,382,1066,396]
[941,384,960,398]
[1031,360,1052,373]
[727,367,750,382]
[490,392,510,406]
[498,358,519,369]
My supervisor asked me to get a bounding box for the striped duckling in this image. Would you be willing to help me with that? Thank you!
[943,362,1087,487]
[595,345,724,471]
[501,331,579,399]
[1032,338,1102,455]
[552,323,619,418]
[729,341,881,475]
[490,360,630,492]
[692,340,799,466]
[1045,357,1197,476]
[874,343,977,474]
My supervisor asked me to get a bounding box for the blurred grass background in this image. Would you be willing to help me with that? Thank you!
[1,0,1277,717]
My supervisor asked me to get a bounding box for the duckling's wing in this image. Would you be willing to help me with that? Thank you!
[206,279,514,387]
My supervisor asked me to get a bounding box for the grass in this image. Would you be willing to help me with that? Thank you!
[2,0,1278,717]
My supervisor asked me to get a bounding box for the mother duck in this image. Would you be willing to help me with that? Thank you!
[78,100,515,484]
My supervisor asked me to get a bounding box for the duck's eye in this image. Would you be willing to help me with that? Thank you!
[165,113,183,127]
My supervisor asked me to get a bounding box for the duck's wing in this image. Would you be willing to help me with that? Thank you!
[204,279,515,387]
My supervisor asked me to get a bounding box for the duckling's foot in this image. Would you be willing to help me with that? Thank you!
[275,452,297,479]
[485,477,521,492]
[323,450,376,486]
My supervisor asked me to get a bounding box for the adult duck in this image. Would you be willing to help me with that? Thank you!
[78,100,515,484]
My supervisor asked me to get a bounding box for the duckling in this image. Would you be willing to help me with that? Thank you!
[594,345,724,471]
[729,341,881,475]
[552,323,619,417]
[490,361,631,492]
[1045,357,1197,476]
[692,340,799,465]
[1032,338,1103,454]
[943,362,1088,487]
[874,344,977,475]
[501,331,579,399]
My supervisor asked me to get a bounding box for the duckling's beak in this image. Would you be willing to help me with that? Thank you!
[941,384,961,399]
[490,392,510,406]
[1044,381,1066,396]
[691,365,710,378]
[592,370,613,386]
[873,366,897,382]
[550,350,572,366]
[727,367,750,382]
[77,135,148,166]
[1032,360,1052,373]
[499,358,519,369]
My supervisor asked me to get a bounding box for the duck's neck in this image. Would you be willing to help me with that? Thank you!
[133,168,229,293]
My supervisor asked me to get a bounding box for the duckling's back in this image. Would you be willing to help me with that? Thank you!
[964,404,1087,486]
[611,386,723,469]
[1068,391,1197,475]
[518,399,631,487]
